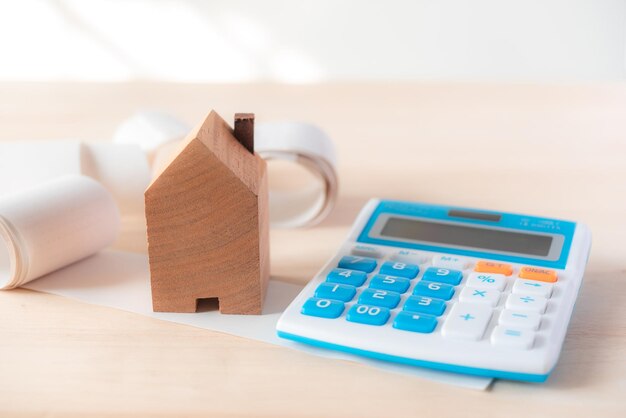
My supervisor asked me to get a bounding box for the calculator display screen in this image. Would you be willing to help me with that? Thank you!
[380,217,553,256]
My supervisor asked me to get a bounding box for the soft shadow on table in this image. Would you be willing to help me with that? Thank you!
[27,252,303,317]
[26,251,149,291]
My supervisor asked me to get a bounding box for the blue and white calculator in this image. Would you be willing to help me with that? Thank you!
[276,200,591,382]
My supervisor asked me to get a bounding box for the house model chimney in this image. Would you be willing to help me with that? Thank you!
[234,113,255,154]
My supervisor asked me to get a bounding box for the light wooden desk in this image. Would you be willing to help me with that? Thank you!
[0,82,625,417]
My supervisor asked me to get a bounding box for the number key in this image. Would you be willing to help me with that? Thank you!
[314,282,356,302]
[326,268,367,287]
[413,280,455,300]
[338,256,377,273]
[422,267,463,285]
[369,274,411,294]
[301,298,344,318]
[379,261,419,279]
[359,288,401,309]
[403,295,446,316]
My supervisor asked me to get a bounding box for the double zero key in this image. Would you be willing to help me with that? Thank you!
[347,304,390,326]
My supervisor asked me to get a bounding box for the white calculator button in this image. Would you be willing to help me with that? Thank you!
[491,326,535,350]
[459,287,500,307]
[505,294,548,314]
[442,303,493,341]
[498,309,541,330]
[432,255,471,271]
[465,272,507,291]
[351,244,383,259]
[512,279,554,298]
[390,249,426,264]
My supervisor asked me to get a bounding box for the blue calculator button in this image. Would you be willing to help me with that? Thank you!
[403,296,447,316]
[422,267,463,286]
[413,280,455,300]
[301,298,344,318]
[393,311,438,333]
[379,261,419,279]
[326,268,368,287]
[358,288,401,309]
[314,282,357,302]
[347,304,390,326]
[338,256,377,273]
[369,274,411,294]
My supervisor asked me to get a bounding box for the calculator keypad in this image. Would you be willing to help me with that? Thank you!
[393,311,438,334]
[491,326,535,349]
[301,245,562,349]
[413,281,455,300]
[338,256,378,273]
[326,268,367,287]
[474,260,513,276]
[301,298,345,318]
[422,267,463,285]
[359,289,401,309]
[442,303,492,341]
[505,294,548,314]
[459,287,500,307]
[347,304,390,326]
[498,309,541,330]
[432,255,470,270]
[518,266,557,283]
[512,279,554,298]
[369,275,411,294]
[314,283,357,302]
[403,296,446,316]
[465,272,507,291]
[379,261,420,279]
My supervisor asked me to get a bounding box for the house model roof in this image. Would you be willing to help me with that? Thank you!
[148,110,264,196]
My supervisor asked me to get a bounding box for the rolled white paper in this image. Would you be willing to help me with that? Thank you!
[0,141,151,217]
[0,176,120,289]
[81,142,151,216]
[255,122,338,228]
[112,111,190,164]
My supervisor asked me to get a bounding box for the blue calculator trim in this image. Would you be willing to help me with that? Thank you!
[277,331,550,382]
[357,200,576,269]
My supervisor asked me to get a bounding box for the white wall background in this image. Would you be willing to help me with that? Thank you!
[0,0,624,83]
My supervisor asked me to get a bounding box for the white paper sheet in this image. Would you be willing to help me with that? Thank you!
[24,250,492,390]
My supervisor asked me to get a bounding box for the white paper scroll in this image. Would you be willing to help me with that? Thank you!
[0,141,150,216]
[255,122,338,228]
[0,176,120,289]
[112,110,189,165]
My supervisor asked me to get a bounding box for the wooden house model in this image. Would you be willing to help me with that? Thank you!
[145,110,269,314]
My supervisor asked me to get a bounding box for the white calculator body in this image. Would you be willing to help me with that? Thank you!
[276,200,591,382]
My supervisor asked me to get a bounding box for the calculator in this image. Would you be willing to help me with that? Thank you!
[276,199,591,382]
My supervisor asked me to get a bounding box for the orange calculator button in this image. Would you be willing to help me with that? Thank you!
[519,266,558,283]
[474,261,513,276]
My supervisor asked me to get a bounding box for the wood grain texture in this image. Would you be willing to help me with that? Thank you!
[145,110,269,314]
[1,82,625,417]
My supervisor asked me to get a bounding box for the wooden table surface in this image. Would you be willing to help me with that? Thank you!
[0,82,625,417]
